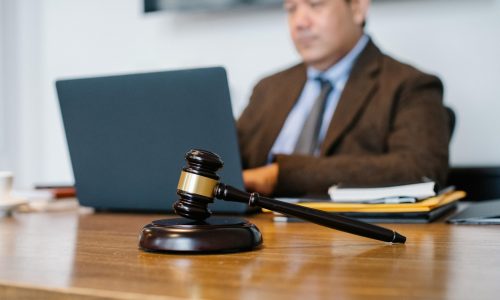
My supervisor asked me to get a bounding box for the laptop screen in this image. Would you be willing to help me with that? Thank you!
[56,67,249,213]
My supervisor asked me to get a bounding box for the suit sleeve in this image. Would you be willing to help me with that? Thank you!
[237,79,267,169]
[273,74,450,197]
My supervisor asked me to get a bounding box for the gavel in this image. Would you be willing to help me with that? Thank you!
[173,149,406,244]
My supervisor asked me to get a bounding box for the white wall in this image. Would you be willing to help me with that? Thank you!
[369,0,500,166]
[1,0,500,188]
[0,0,6,165]
[1,0,44,182]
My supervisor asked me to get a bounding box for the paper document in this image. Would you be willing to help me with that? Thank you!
[328,181,437,203]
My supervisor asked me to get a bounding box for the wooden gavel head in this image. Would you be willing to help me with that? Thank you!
[173,149,223,220]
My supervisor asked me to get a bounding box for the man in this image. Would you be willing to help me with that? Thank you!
[237,0,450,197]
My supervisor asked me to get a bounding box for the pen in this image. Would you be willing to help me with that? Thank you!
[363,196,417,204]
[438,185,456,195]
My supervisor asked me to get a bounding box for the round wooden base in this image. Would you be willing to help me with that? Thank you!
[139,217,263,253]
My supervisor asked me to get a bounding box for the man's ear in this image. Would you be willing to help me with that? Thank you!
[350,0,371,27]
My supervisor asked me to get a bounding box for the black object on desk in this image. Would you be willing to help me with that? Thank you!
[139,149,406,253]
[447,167,500,201]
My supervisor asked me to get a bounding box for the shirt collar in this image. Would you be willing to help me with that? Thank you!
[307,34,370,83]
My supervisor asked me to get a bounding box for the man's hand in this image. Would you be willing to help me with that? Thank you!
[243,163,279,196]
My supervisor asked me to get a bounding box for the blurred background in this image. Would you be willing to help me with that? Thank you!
[1,0,499,188]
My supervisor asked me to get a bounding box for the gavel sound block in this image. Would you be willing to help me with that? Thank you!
[139,149,263,253]
[139,149,405,253]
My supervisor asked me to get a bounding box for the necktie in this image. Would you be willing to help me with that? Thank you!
[294,77,333,155]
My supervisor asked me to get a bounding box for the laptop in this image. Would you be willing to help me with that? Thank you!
[447,199,500,224]
[56,67,251,213]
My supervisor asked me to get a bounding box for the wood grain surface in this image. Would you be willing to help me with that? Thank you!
[1,210,500,300]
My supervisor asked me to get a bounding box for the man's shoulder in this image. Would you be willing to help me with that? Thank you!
[378,48,441,84]
[354,39,440,86]
[254,63,306,89]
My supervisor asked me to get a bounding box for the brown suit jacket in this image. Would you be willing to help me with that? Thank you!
[237,40,450,197]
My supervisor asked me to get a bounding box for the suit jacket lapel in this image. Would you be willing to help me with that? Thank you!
[320,40,382,155]
[258,64,307,165]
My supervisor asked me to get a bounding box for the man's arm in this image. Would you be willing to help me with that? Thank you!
[237,79,267,170]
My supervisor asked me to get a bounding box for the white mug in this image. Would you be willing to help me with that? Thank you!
[0,171,14,202]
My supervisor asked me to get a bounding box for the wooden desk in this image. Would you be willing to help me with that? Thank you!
[1,211,500,300]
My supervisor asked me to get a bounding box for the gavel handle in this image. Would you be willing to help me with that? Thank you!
[214,183,406,244]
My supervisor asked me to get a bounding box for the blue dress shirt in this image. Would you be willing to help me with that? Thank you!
[269,34,370,160]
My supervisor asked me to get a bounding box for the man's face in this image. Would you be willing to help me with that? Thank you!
[284,0,367,71]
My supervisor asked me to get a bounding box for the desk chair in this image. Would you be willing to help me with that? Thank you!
[445,106,456,140]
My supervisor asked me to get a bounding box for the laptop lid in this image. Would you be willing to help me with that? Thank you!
[56,67,249,213]
[447,199,500,224]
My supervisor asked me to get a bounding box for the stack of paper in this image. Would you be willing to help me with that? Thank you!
[328,181,438,204]
[292,191,464,213]
[270,191,466,223]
